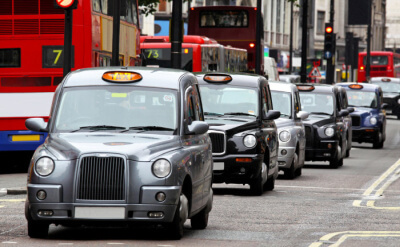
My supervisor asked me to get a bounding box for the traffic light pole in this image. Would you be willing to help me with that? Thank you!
[63,8,73,77]
[300,0,308,83]
[171,0,182,69]
[111,0,121,66]
[326,0,335,84]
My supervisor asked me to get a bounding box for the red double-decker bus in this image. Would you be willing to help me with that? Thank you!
[188,6,262,73]
[140,35,247,72]
[0,0,140,163]
[358,51,400,82]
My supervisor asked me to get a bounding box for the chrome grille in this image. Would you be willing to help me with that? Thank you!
[209,131,225,154]
[351,116,360,127]
[77,156,125,201]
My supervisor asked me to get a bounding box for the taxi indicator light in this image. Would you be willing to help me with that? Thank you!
[204,74,232,83]
[297,85,315,91]
[184,49,189,54]
[102,71,142,83]
[236,158,252,163]
[349,84,363,89]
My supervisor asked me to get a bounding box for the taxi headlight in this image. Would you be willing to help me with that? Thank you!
[397,99,400,104]
[35,157,55,176]
[243,135,257,148]
[370,117,377,125]
[279,130,291,142]
[324,127,335,137]
[152,159,171,178]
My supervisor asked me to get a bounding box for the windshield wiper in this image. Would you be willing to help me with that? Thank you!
[310,112,332,116]
[204,112,223,116]
[71,125,126,132]
[224,112,256,117]
[127,126,175,131]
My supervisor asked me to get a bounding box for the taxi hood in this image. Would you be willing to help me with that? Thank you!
[302,114,334,127]
[205,117,258,133]
[275,118,293,128]
[43,133,181,161]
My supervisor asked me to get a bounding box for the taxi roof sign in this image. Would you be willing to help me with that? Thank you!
[55,0,76,8]
[102,71,142,83]
[381,78,391,82]
[349,84,363,90]
[297,85,315,91]
[204,74,232,83]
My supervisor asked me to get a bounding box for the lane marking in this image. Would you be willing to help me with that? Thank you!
[353,158,400,210]
[0,199,25,202]
[1,242,17,244]
[309,231,400,247]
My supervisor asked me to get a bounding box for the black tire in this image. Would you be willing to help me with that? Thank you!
[27,221,49,238]
[329,146,342,169]
[285,153,298,179]
[191,207,209,229]
[373,130,384,149]
[167,194,188,240]
[295,167,302,177]
[263,176,275,191]
[250,172,263,196]
[345,149,350,158]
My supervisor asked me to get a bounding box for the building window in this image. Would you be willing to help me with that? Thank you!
[317,11,325,35]
[276,0,281,32]
[159,0,167,12]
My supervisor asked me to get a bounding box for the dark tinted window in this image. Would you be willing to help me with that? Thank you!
[363,56,388,66]
[200,10,248,27]
[0,49,20,68]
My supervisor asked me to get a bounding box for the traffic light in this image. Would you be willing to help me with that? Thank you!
[324,23,334,59]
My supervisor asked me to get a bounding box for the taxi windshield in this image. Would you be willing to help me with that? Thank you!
[199,85,259,117]
[299,92,334,116]
[346,90,378,108]
[271,91,292,118]
[54,86,177,133]
[371,82,400,94]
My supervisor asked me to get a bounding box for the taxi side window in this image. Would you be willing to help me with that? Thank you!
[294,92,301,113]
[342,91,348,108]
[186,86,202,124]
[262,86,273,115]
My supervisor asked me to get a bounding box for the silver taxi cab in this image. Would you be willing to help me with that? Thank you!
[24,67,213,239]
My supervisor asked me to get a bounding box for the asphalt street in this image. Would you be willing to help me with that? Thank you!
[0,117,400,246]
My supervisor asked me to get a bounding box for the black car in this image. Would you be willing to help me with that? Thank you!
[370,77,400,119]
[196,73,280,195]
[296,84,350,168]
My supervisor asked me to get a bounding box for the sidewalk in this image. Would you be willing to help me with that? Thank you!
[0,173,27,196]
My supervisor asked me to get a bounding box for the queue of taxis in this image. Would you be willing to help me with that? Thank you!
[337,83,387,149]
[24,67,214,239]
[269,82,308,179]
[296,84,350,168]
[196,73,280,195]
[370,77,400,119]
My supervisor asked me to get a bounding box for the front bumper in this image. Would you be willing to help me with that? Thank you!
[277,146,295,169]
[305,140,338,162]
[352,127,379,143]
[27,184,180,224]
[212,154,263,184]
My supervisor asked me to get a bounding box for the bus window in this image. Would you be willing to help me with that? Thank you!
[200,10,248,27]
[363,56,388,65]
[0,49,21,68]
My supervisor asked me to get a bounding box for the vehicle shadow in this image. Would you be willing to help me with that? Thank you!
[212,185,263,197]
[303,162,337,169]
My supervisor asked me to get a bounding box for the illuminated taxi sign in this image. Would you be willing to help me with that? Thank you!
[381,78,391,82]
[203,74,232,83]
[102,71,142,83]
[297,85,315,91]
[349,84,363,90]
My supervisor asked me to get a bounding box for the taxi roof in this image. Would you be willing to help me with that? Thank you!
[336,82,380,92]
[294,83,336,93]
[269,81,298,93]
[195,72,265,88]
[63,67,191,90]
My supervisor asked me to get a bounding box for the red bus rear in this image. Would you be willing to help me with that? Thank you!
[0,0,140,153]
[188,6,261,73]
[358,51,400,82]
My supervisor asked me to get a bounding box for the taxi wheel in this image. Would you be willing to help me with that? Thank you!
[168,194,188,240]
[191,207,209,229]
[373,131,384,149]
[295,167,302,177]
[250,172,263,196]
[329,146,342,169]
[27,220,49,238]
[285,153,297,179]
[264,175,275,191]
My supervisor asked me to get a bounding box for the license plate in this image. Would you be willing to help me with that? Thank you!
[11,135,40,142]
[75,207,125,219]
[213,162,224,171]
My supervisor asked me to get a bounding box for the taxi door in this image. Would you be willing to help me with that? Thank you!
[182,84,209,212]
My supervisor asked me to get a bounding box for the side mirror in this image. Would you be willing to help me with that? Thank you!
[347,107,355,113]
[186,121,209,135]
[25,118,48,132]
[296,111,309,120]
[381,103,388,109]
[263,110,280,120]
[338,109,349,117]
